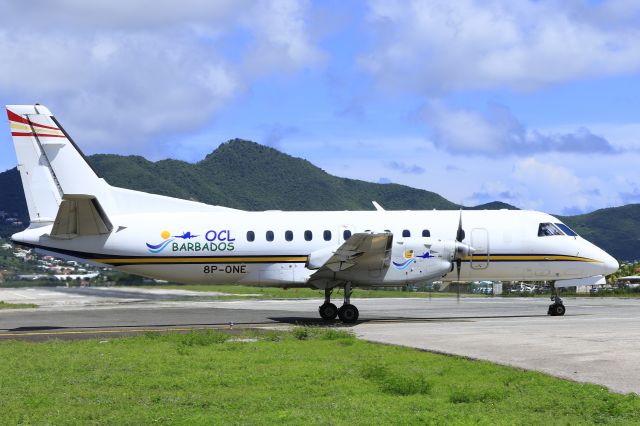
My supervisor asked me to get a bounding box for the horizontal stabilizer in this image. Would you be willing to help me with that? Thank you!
[50,195,112,239]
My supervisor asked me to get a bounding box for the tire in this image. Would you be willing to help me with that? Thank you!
[319,303,338,320]
[548,303,566,316]
[337,304,359,323]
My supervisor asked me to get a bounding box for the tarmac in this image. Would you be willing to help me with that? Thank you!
[0,286,639,394]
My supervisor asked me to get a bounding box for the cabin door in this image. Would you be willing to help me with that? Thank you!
[470,228,490,270]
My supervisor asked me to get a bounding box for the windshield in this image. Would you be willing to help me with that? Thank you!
[538,223,564,237]
[555,223,578,237]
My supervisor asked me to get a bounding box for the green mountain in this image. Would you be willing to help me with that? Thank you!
[560,205,640,262]
[0,139,637,260]
[87,139,458,211]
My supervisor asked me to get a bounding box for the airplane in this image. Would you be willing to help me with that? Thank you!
[5,104,619,323]
[174,231,199,240]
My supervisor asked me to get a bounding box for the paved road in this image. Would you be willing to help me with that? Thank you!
[1,287,639,394]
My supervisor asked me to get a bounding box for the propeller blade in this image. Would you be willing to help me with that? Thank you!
[455,208,464,303]
[456,209,465,242]
[456,258,461,303]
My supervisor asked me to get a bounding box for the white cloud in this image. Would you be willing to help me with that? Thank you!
[512,158,604,214]
[386,161,425,174]
[0,1,322,154]
[361,0,640,93]
[424,103,615,156]
[464,158,612,214]
[241,0,325,76]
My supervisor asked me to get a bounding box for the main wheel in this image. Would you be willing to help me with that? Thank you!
[337,304,359,323]
[319,302,338,320]
[548,303,566,316]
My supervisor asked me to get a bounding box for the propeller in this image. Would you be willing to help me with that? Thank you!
[455,209,465,303]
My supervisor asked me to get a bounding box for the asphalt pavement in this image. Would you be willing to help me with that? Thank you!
[1,287,638,394]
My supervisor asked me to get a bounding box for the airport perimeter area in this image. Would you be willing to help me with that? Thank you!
[1,286,639,395]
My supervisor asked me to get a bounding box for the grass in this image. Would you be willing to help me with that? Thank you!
[0,300,37,309]
[146,284,479,299]
[0,328,638,424]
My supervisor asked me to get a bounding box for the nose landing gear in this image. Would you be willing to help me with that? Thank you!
[548,283,566,316]
[548,299,566,316]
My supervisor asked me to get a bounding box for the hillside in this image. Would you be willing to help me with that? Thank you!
[0,139,637,259]
[87,139,458,211]
[560,205,640,262]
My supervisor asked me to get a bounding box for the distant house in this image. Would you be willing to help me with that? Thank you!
[17,274,47,281]
[54,272,99,281]
[616,276,640,288]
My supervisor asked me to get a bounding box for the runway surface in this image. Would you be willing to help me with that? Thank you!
[1,286,639,394]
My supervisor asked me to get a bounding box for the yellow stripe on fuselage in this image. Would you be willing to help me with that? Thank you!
[98,256,309,265]
[95,254,602,266]
[463,255,602,263]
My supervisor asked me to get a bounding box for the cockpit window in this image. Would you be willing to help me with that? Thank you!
[538,223,564,237]
[555,223,578,237]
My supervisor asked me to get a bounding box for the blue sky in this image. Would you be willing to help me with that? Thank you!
[1,0,640,214]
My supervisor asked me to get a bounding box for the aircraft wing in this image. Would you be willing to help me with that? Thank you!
[308,232,392,287]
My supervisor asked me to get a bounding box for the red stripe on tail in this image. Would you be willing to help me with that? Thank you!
[7,109,60,130]
[11,131,66,138]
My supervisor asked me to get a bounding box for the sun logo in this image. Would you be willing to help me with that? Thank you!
[403,250,414,259]
[146,230,175,253]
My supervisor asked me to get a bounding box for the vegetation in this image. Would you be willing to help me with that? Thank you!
[0,301,37,309]
[561,205,640,262]
[0,328,638,424]
[146,284,476,299]
[1,138,638,259]
[87,139,459,211]
[608,261,640,282]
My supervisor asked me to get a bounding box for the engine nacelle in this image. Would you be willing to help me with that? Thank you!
[305,235,474,287]
[306,245,335,270]
[386,237,472,285]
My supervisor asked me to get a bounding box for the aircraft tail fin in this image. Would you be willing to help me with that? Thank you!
[6,104,108,228]
[7,104,241,230]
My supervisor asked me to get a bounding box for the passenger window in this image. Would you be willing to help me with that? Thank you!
[343,230,352,240]
[266,230,274,241]
[402,230,411,238]
[304,230,313,241]
[422,229,430,237]
[323,230,332,241]
[538,223,563,237]
[285,230,293,241]
[247,231,255,242]
[556,223,578,237]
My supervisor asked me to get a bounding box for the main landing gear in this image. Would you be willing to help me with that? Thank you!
[548,283,566,316]
[319,288,338,320]
[318,282,359,323]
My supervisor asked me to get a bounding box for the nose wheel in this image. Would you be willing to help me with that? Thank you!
[548,284,566,316]
[548,301,565,316]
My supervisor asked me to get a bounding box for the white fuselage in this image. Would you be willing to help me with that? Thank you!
[14,208,619,288]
